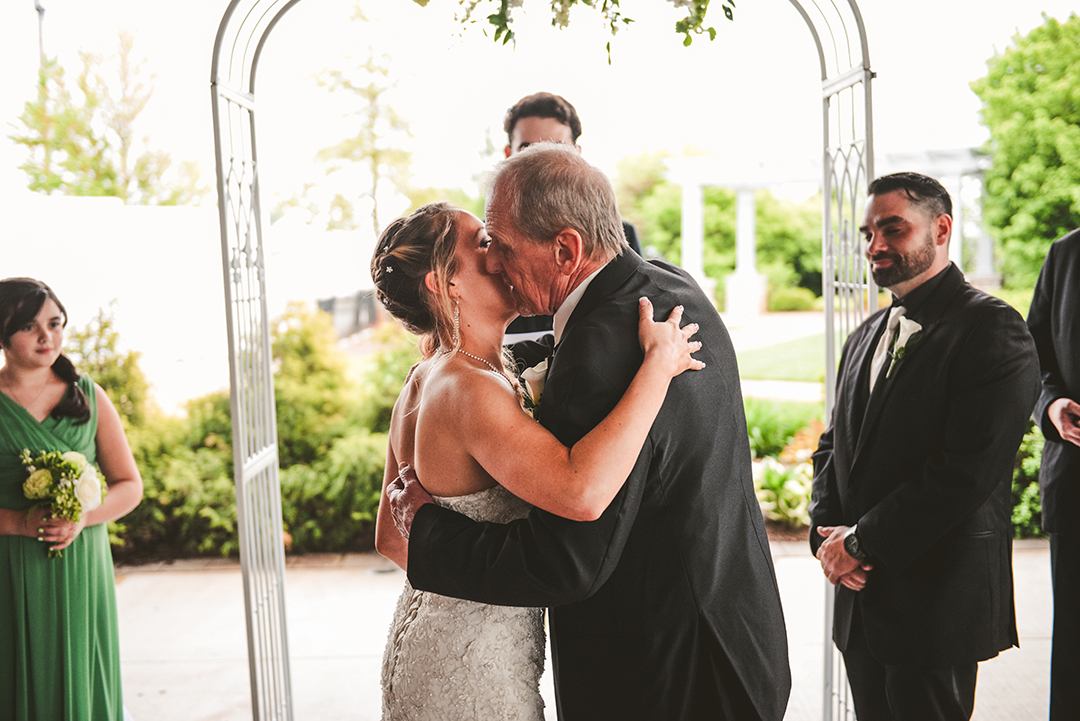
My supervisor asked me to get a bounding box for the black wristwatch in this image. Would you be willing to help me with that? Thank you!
[843,525,867,562]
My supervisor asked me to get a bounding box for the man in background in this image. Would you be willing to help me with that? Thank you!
[501,91,642,341]
[1026,228,1080,721]
[809,172,1039,720]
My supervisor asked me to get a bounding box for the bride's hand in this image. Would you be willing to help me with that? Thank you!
[638,298,705,377]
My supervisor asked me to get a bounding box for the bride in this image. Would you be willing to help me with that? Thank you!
[370,202,703,720]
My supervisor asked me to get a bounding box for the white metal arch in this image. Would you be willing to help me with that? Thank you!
[210,3,875,719]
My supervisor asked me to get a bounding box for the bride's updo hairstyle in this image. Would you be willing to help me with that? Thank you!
[0,277,90,423]
[371,202,462,358]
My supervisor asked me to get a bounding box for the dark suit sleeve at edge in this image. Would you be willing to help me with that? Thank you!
[1027,241,1067,441]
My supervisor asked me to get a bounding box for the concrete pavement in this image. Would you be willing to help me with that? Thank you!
[115,539,1053,720]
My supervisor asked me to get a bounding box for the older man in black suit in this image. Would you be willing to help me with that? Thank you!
[809,172,1040,720]
[1027,228,1080,721]
[388,144,791,720]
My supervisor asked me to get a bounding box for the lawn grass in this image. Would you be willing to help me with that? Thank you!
[736,333,825,383]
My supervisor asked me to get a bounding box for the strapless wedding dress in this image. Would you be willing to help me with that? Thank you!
[380,485,546,720]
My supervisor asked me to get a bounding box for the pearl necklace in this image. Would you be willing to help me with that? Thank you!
[457,350,512,387]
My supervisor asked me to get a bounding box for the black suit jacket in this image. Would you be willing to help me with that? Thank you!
[809,263,1039,665]
[408,251,791,720]
[1028,229,1080,533]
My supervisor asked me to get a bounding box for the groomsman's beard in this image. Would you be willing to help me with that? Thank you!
[870,231,936,289]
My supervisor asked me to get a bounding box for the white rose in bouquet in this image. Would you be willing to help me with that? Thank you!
[74,465,104,513]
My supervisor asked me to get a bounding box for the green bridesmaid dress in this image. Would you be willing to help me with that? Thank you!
[0,375,123,720]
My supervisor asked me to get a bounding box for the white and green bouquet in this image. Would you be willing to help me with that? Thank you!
[20,448,107,558]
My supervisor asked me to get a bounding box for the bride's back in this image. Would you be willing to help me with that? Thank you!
[390,355,500,498]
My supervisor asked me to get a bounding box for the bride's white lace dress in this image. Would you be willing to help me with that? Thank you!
[380,485,546,720]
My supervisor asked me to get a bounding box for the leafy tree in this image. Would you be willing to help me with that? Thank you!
[615,152,822,298]
[10,31,206,205]
[64,303,153,428]
[272,301,359,468]
[971,13,1080,289]
[304,44,412,235]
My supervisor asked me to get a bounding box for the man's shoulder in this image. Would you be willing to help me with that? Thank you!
[1042,228,1080,270]
[949,281,1024,327]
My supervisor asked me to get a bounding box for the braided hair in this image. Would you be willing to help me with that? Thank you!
[371,202,462,358]
[0,277,90,424]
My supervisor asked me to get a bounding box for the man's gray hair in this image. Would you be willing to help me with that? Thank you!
[487,143,627,261]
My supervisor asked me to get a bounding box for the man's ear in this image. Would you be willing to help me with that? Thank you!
[504,145,513,159]
[553,229,585,277]
[933,213,953,247]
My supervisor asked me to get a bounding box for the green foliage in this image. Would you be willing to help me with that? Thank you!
[9,32,206,205]
[352,323,422,434]
[279,427,388,552]
[65,303,153,428]
[744,399,824,459]
[272,302,358,468]
[615,153,823,298]
[753,458,812,528]
[768,286,817,312]
[970,13,1080,289]
[457,0,735,50]
[1011,422,1045,539]
[106,305,430,561]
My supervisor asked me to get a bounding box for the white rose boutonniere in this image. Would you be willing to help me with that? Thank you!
[519,358,548,420]
[886,316,923,378]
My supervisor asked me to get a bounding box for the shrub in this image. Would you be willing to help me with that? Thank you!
[753,457,812,528]
[768,286,817,312]
[279,428,388,553]
[1011,422,1044,539]
[745,399,824,459]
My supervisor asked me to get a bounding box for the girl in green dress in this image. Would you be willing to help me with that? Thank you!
[0,278,143,720]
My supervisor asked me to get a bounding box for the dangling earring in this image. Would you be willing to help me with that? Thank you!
[452,299,461,348]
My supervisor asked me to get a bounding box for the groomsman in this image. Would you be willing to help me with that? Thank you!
[809,172,1040,720]
[501,91,643,342]
[1026,228,1080,721]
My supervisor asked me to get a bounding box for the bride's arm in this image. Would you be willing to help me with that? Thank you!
[375,442,408,570]
[460,298,702,522]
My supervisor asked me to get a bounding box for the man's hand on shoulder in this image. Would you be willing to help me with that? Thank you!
[387,463,434,540]
[816,526,874,591]
[1048,398,1080,447]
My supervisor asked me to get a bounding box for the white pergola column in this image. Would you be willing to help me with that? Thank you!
[725,188,768,317]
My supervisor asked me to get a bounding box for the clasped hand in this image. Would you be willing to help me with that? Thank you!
[816,525,874,592]
[25,506,86,552]
[387,463,434,540]
[1048,398,1080,447]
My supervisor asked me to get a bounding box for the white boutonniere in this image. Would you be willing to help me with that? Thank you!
[519,358,548,420]
[885,316,922,378]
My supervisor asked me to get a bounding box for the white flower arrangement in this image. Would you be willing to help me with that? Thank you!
[19,448,107,558]
[519,358,548,420]
[886,317,923,379]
